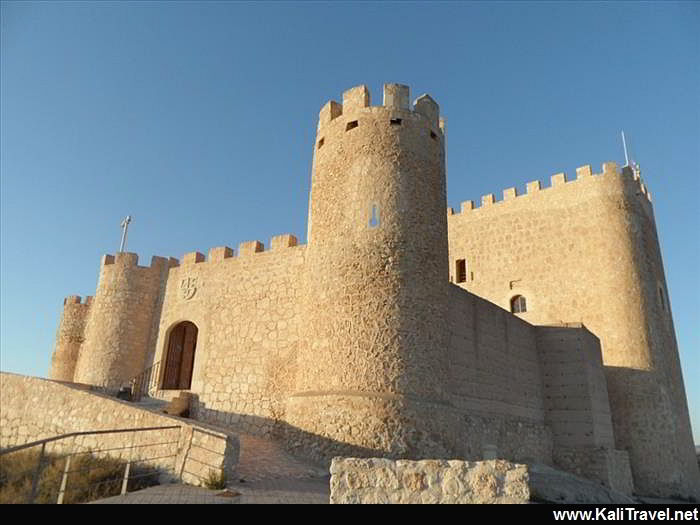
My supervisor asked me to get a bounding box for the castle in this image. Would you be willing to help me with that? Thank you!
[49,84,700,499]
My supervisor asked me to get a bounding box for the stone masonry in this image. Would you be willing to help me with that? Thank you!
[44,83,699,500]
[329,458,531,504]
[1,372,237,486]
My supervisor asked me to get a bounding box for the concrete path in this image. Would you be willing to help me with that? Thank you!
[90,478,330,504]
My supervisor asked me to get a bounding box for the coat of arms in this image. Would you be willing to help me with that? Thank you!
[180,277,198,300]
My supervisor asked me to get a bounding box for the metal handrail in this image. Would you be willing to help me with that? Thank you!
[129,360,161,402]
[0,425,183,504]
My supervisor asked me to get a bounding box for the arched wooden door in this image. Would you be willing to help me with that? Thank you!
[162,321,198,390]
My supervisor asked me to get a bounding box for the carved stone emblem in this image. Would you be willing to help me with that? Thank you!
[180,277,198,300]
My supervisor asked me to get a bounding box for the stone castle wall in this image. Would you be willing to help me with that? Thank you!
[445,286,552,464]
[447,164,700,499]
[151,236,304,435]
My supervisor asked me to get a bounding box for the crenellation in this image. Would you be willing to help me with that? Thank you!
[449,161,655,217]
[602,161,619,175]
[316,86,444,138]
[182,251,205,265]
[342,85,370,112]
[115,251,139,267]
[150,255,170,269]
[551,172,567,187]
[64,295,82,305]
[270,234,298,250]
[238,240,264,256]
[100,252,178,271]
[319,100,342,127]
[382,83,410,109]
[208,246,234,262]
[576,165,593,179]
[413,94,439,128]
[461,200,474,213]
[527,180,541,194]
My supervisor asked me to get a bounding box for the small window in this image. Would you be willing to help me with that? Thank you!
[346,120,358,131]
[317,138,324,149]
[430,131,438,140]
[390,118,402,126]
[456,259,467,283]
[369,204,380,228]
[511,295,527,314]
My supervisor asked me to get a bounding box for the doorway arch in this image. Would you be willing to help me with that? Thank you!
[162,321,198,390]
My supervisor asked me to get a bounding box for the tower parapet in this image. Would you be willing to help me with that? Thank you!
[448,162,653,218]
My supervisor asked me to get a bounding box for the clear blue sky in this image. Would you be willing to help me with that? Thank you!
[1,2,698,441]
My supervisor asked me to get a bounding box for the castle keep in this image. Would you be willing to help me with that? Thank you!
[49,84,700,499]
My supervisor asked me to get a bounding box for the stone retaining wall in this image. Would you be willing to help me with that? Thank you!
[0,372,238,486]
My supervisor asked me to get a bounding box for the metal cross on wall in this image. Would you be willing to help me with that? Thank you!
[119,215,132,253]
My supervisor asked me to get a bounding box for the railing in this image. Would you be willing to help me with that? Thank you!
[129,360,161,402]
[0,425,180,504]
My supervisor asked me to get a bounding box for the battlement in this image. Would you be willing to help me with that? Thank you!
[448,162,653,217]
[63,295,93,306]
[318,83,443,131]
[158,234,303,270]
[101,252,175,270]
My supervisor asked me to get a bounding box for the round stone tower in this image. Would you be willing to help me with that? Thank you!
[286,84,458,462]
[50,295,92,382]
[72,252,169,390]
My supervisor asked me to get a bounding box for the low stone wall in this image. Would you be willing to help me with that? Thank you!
[330,458,530,504]
[0,373,238,486]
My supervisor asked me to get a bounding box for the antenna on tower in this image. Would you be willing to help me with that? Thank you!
[119,215,132,253]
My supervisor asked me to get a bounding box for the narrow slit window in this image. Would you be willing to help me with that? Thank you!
[390,118,402,126]
[317,138,324,149]
[456,259,467,283]
[346,120,358,131]
[659,287,665,311]
[511,295,527,314]
[369,204,380,228]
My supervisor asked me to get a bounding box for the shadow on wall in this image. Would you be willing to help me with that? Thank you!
[188,397,549,471]
[603,365,700,500]
[189,399,407,469]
